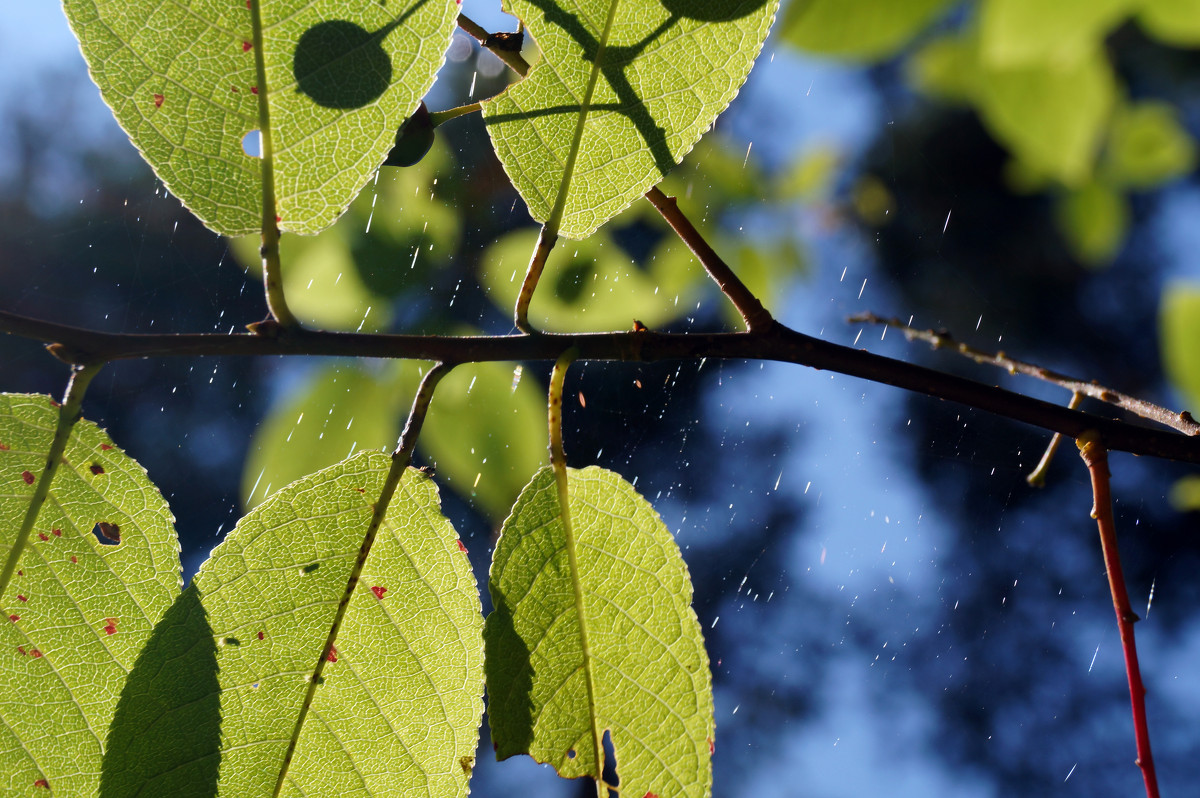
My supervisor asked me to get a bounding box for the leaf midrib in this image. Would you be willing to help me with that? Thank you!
[545,0,624,234]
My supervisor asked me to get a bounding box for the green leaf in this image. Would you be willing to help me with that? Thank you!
[1168,474,1200,512]
[421,362,548,521]
[0,394,179,795]
[780,0,954,60]
[975,45,1116,185]
[1138,0,1200,46]
[1102,101,1197,190]
[1160,283,1200,410]
[63,0,458,236]
[242,364,412,508]
[481,0,778,239]
[979,0,1133,67]
[105,453,483,796]
[486,466,713,798]
[1054,180,1129,265]
[479,227,694,331]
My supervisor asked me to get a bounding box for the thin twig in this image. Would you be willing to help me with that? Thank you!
[516,226,558,333]
[1027,392,1083,487]
[645,187,773,332]
[457,13,530,76]
[429,102,482,128]
[272,362,454,797]
[0,363,103,602]
[5,308,1200,464]
[851,312,1200,436]
[1076,432,1160,798]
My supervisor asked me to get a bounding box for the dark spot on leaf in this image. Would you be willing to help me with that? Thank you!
[104,618,118,635]
[456,540,468,553]
[293,19,396,109]
[370,585,387,599]
[242,40,252,52]
[459,755,474,773]
[34,779,49,789]
[327,646,338,663]
[93,522,121,545]
[257,631,264,640]
[52,528,61,537]
[153,93,164,108]
[553,257,592,303]
[231,85,239,92]
[30,649,42,658]
[17,646,25,655]
[38,533,47,542]
[17,595,26,602]
[566,749,576,759]
[21,470,34,484]
[90,463,105,475]
[9,614,19,622]
[354,487,365,493]
[301,562,320,574]
[222,637,241,646]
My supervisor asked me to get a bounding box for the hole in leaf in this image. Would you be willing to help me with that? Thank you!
[92,522,121,545]
[242,130,262,158]
[601,730,619,791]
[566,749,576,760]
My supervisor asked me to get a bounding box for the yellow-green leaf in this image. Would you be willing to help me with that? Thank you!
[1054,180,1129,265]
[63,0,458,236]
[1160,283,1200,410]
[482,0,778,239]
[1102,101,1197,189]
[104,454,483,796]
[0,394,179,795]
[1138,0,1200,46]
[486,466,713,798]
[979,0,1133,67]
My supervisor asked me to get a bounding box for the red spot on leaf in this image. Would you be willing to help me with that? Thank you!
[21,471,34,484]
[231,86,239,93]
[49,400,60,408]
[0,442,8,449]
[250,86,258,94]
[17,570,22,576]
[257,631,264,640]
[69,556,77,564]
[17,646,25,655]
[275,214,282,222]
[52,529,61,537]
[34,779,49,789]
[153,93,164,108]
[643,793,658,798]
[493,742,498,752]
[31,649,42,658]
[708,737,715,755]
[242,41,252,52]
[456,540,468,553]
[103,617,118,635]
[9,615,19,622]
[90,463,105,475]
[327,646,338,663]
[246,0,250,7]
[370,585,387,600]
[17,595,26,602]
[354,487,365,493]
[100,443,113,450]
[37,533,48,542]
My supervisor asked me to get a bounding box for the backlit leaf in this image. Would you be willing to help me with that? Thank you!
[486,466,713,798]
[1138,0,1200,46]
[780,0,954,61]
[1054,180,1129,266]
[979,0,1132,67]
[0,394,179,795]
[104,453,483,797]
[1102,101,1197,190]
[481,0,778,239]
[62,0,458,236]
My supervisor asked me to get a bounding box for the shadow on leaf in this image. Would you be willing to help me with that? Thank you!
[483,588,535,758]
[99,585,220,798]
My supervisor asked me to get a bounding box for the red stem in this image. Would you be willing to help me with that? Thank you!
[1077,434,1160,798]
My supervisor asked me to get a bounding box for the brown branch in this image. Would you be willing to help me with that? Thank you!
[5,307,1200,464]
[852,312,1200,436]
[457,13,531,77]
[1077,433,1160,798]
[645,187,773,332]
